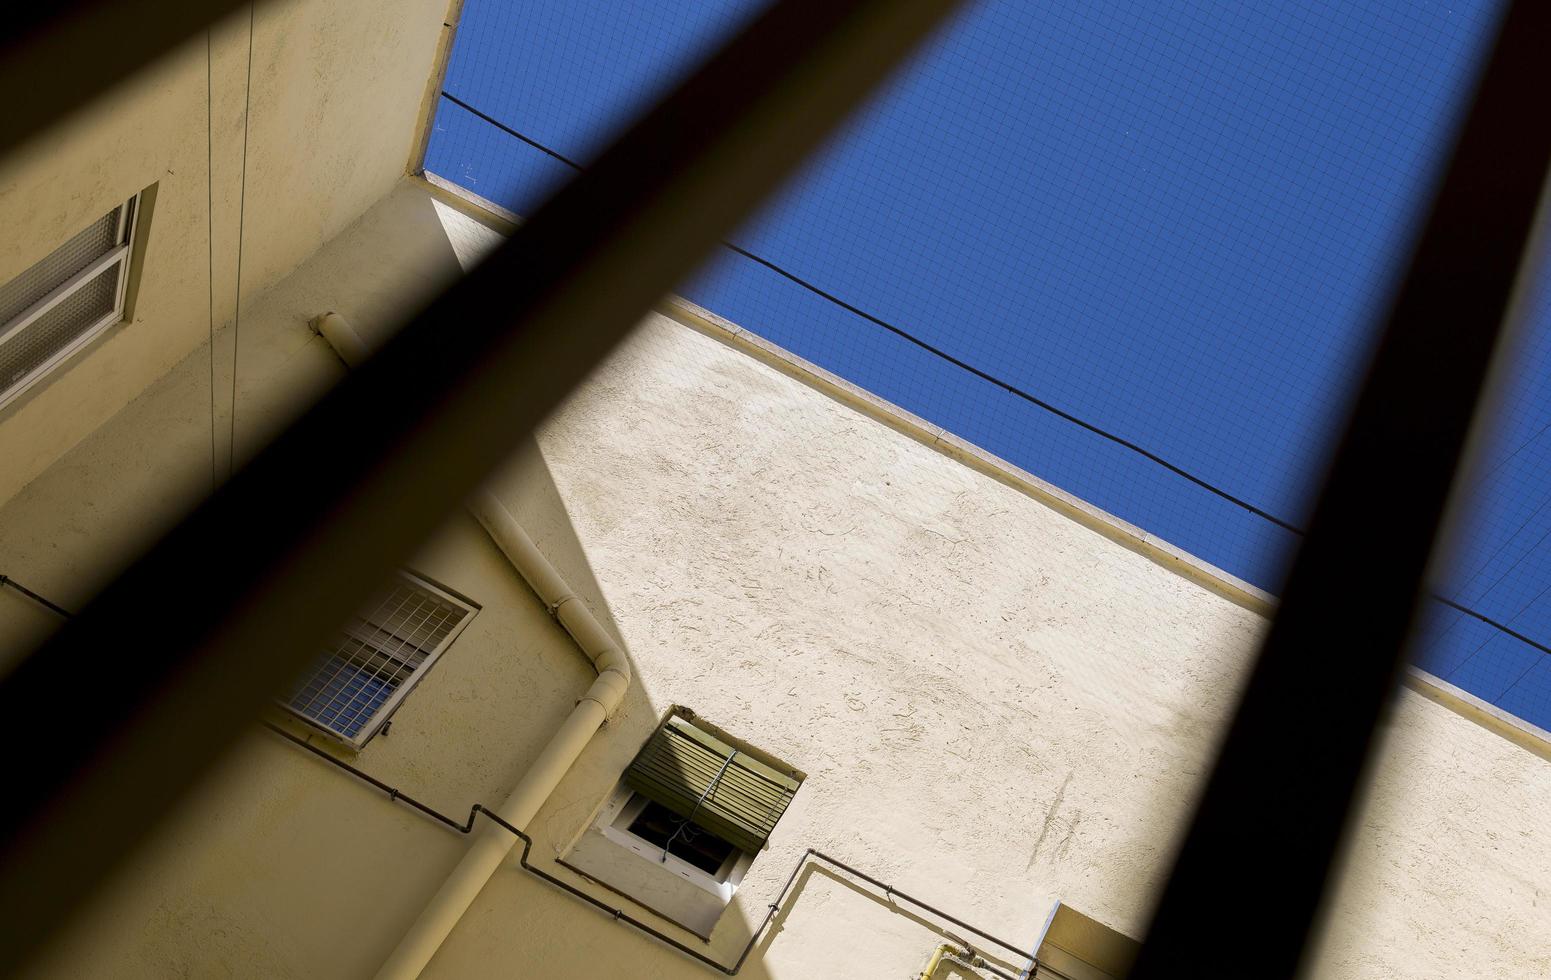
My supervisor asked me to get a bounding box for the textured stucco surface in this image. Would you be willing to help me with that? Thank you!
[2,181,1548,978]
[0,0,450,503]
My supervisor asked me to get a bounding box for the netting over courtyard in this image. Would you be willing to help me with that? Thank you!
[425,1,1551,729]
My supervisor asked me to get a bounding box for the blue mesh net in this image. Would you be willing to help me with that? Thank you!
[426,0,1551,731]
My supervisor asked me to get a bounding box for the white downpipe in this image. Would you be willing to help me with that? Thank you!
[312,311,370,367]
[310,313,633,979]
[372,670,627,980]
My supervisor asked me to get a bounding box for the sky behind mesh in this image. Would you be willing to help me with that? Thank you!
[425,0,1551,730]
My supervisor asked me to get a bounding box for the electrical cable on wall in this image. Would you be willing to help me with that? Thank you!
[261,719,1036,978]
[205,29,218,490]
[227,1,256,478]
[0,553,1033,977]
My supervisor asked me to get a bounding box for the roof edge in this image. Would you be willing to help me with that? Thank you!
[661,297,1551,762]
[410,171,1551,761]
[406,169,1304,620]
[659,293,1278,618]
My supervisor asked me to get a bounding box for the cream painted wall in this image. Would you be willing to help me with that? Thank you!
[1,183,606,978]
[1,179,1547,979]
[0,0,451,504]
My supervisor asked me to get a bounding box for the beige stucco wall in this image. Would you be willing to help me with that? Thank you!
[2,179,1548,979]
[0,0,451,503]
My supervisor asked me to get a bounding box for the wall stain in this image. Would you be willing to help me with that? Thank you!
[1025,770,1073,870]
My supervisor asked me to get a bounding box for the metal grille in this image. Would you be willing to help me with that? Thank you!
[0,199,134,409]
[282,574,473,744]
[0,207,120,325]
[0,266,117,395]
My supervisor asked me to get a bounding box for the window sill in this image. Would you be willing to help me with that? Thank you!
[560,787,753,940]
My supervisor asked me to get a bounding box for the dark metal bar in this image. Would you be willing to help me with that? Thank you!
[1132,4,1551,978]
[0,2,255,156]
[0,0,967,971]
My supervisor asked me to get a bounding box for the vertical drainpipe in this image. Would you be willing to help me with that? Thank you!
[375,659,629,980]
[311,313,633,978]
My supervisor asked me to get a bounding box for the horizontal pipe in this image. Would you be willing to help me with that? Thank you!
[466,489,631,687]
[314,313,633,691]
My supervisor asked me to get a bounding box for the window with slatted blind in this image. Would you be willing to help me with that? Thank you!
[622,715,800,855]
[560,711,803,938]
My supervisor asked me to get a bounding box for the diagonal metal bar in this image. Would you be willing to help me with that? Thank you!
[0,0,966,971]
[1132,4,1551,978]
[0,2,256,156]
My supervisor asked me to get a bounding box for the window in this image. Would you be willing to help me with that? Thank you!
[625,800,737,875]
[562,712,803,938]
[280,572,476,747]
[0,195,140,410]
[622,714,801,855]
[1030,902,1139,980]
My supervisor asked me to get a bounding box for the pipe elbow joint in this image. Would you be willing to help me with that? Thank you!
[584,664,631,718]
[594,647,631,685]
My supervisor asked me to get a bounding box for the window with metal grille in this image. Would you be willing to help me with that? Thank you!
[280,572,476,747]
[0,195,139,410]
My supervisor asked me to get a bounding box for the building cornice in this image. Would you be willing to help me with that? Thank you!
[412,171,1550,760]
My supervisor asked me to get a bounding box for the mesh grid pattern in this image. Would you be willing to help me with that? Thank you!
[0,207,120,326]
[0,265,117,396]
[424,1,1551,730]
[284,578,470,741]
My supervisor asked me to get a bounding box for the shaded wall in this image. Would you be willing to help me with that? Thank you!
[0,178,1546,979]
[0,0,451,503]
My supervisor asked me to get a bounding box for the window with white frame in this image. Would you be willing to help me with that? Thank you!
[562,712,803,938]
[280,572,476,747]
[0,195,140,410]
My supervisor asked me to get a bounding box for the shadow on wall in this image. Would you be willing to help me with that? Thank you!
[398,193,1050,979]
[0,181,628,978]
[0,177,1035,978]
[488,436,628,647]
[0,182,492,656]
